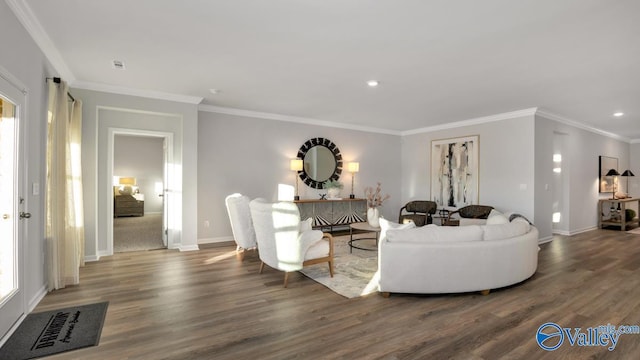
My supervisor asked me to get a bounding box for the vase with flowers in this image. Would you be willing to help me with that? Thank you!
[364,182,390,227]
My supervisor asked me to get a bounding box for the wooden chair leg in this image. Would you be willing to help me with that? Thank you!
[480,289,490,296]
[284,272,290,288]
[236,249,245,262]
[327,260,334,277]
[259,262,265,274]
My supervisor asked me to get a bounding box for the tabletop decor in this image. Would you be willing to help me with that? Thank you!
[364,182,390,227]
[324,179,344,199]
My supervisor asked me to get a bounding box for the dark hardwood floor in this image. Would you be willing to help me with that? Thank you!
[35,229,640,359]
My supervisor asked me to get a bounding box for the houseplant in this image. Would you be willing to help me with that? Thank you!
[364,182,390,227]
[324,179,344,199]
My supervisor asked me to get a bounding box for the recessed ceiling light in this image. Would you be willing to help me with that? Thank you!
[613,112,624,117]
[209,89,222,95]
[366,80,379,87]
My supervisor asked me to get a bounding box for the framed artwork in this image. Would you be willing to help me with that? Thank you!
[599,155,618,193]
[431,135,479,208]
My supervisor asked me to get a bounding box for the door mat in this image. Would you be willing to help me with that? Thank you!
[0,302,108,360]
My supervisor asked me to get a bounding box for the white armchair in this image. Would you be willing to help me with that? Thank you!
[225,193,258,261]
[249,198,334,287]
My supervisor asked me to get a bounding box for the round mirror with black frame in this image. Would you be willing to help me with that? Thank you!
[296,137,343,189]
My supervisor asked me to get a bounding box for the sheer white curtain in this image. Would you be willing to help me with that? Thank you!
[45,79,84,291]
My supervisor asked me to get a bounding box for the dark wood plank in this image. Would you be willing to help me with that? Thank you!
[34,230,640,359]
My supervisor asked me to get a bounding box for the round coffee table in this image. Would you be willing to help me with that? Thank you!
[349,222,381,252]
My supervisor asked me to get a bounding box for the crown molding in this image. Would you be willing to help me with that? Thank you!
[535,109,631,143]
[198,104,402,135]
[631,139,640,144]
[7,0,75,81]
[401,108,539,136]
[72,80,203,105]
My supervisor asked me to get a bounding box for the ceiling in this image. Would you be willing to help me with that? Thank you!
[11,0,640,140]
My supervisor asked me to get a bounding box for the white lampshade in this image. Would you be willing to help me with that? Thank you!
[347,162,360,173]
[290,159,303,171]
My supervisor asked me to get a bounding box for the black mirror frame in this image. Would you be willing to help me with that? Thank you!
[296,137,343,189]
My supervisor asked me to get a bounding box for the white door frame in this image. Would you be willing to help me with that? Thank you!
[0,70,27,342]
[107,128,174,254]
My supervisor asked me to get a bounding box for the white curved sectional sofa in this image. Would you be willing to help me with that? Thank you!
[378,214,539,296]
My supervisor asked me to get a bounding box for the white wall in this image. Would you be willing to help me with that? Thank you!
[74,88,199,257]
[0,3,57,314]
[197,111,402,242]
[401,115,536,222]
[114,135,164,213]
[535,115,631,236]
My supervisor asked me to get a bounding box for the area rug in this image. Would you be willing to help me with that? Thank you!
[626,227,640,235]
[0,302,108,360]
[300,235,379,298]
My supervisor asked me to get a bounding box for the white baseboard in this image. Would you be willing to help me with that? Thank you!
[199,236,234,244]
[569,226,598,236]
[179,244,200,251]
[28,285,47,312]
[538,236,553,244]
[84,254,100,262]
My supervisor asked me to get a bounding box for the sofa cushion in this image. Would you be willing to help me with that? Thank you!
[483,221,530,241]
[379,217,416,242]
[299,217,313,232]
[386,223,483,243]
[486,209,509,225]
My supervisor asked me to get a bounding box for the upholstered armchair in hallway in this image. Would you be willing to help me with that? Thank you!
[225,193,258,261]
[249,198,334,287]
[398,200,438,226]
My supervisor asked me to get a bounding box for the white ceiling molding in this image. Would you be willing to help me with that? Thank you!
[7,0,75,82]
[630,139,640,144]
[198,104,402,136]
[535,109,631,144]
[72,80,203,105]
[401,108,539,136]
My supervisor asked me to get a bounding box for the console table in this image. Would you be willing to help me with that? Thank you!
[294,198,367,232]
[598,198,640,230]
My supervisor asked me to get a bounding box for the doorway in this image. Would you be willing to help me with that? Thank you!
[107,129,173,254]
[0,75,27,340]
[113,134,166,252]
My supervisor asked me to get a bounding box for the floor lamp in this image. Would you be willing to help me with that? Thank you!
[347,162,359,199]
[291,159,303,200]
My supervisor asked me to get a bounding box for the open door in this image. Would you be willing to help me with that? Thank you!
[162,137,169,247]
[0,76,27,340]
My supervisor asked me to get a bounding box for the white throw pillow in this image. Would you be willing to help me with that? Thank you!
[486,209,509,225]
[379,217,416,242]
[299,217,313,233]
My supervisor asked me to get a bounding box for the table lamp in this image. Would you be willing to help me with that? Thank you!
[290,159,303,200]
[347,162,359,199]
[606,169,620,199]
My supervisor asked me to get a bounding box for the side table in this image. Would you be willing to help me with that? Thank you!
[349,222,381,252]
